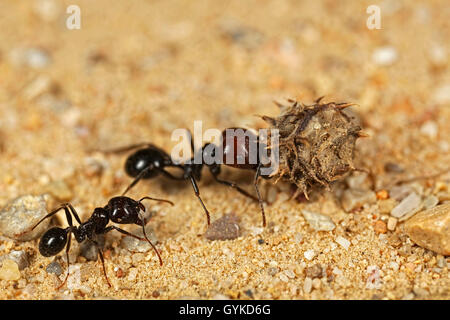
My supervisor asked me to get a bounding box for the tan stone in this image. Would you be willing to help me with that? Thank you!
[0,259,21,281]
[404,203,450,255]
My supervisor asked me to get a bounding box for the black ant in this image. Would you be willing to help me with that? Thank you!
[102,127,273,227]
[30,195,173,288]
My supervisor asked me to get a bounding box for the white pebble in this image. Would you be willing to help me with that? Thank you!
[284,270,295,279]
[420,121,438,139]
[422,195,439,210]
[372,46,398,66]
[304,249,316,261]
[303,277,313,294]
[279,273,289,282]
[301,210,336,231]
[335,236,351,250]
[389,261,399,271]
[332,267,342,275]
[387,217,398,231]
[432,83,450,104]
[312,278,321,289]
[391,192,422,218]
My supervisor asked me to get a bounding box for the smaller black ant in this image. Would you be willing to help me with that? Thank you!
[31,195,173,288]
[102,127,273,227]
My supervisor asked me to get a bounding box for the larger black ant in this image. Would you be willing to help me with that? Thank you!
[30,195,173,288]
[102,127,273,227]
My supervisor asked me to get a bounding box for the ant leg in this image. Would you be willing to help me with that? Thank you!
[159,169,211,226]
[121,164,155,196]
[31,204,78,231]
[139,216,163,266]
[188,175,211,226]
[254,164,266,227]
[66,203,82,225]
[209,167,259,202]
[90,239,111,287]
[57,227,74,290]
[103,226,163,266]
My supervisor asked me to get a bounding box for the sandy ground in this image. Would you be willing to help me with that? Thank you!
[0,0,449,299]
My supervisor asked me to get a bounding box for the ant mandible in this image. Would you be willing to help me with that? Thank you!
[102,127,272,227]
[31,195,173,288]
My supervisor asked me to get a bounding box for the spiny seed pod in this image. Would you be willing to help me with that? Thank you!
[262,97,367,199]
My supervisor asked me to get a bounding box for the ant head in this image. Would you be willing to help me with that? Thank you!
[125,149,164,179]
[39,227,68,257]
[107,196,142,224]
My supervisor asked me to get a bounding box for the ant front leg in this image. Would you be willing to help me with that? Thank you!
[31,203,82,232]
[209,165,259,202]
[121,164,156,196]
[90,239,111,288]
[160,168,211,226]
[103,226,163,266]
[254,164,267,227]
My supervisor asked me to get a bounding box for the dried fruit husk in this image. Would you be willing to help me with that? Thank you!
[263,98,364,198]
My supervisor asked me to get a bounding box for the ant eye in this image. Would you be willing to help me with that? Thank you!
[39,227,68,257]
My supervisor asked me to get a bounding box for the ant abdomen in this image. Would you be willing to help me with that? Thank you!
[125,149,164,179]
[221,127,259,170]
[39,227,68,257]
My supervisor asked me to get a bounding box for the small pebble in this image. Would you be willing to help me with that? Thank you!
[373,220,387,234]
[420,121,438,139]
[305,264,323,278]
[46,261,62,276]
[121,225,159,253]
[389,185,414,201]
[152,290,160,298]
[80,235,105,261]
[341,189,376,212]
[267,267,279,276]
[304,249,316,261]
[391,192,422,219]
[387,217,398,231]
[279,273,289,282]
[10,47,52,69]
[372,46,398,66]
[422,195,439,210]
[366,266,382,289]
[303,277,313,294]
[204,213,241,241]
[335,236,351,250]
[405,203,450,255]
[0,259,21,281]
[284,270,295,279]
[6,250,29,270]
[219,21,264,49]
[432,83,450,104]
[312,278,321,289]
[436,256,447,268]
[413,286,429,297]
[384,162,404,173]
[83,157,105,177]
[376,190,389,200]
[378,199,397,214]
[301,210,335,231]
[0,194,50,241]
